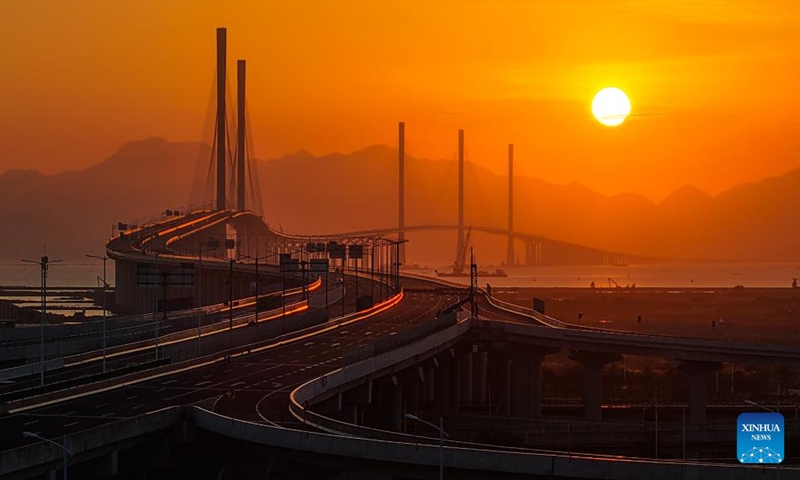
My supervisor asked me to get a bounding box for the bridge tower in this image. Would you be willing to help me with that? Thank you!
[398,122,406,266]
[506,144,515,266]
[236,60,246,211]
[456,129,465,263]
[215,28,227,211]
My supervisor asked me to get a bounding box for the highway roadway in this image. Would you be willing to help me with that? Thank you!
[0,276,453,453]
[0,274,363,400]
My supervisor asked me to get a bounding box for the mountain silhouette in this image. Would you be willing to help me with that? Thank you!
[0,138,797,263]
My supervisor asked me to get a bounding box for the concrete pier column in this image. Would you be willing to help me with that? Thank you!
[406,380,421,417]
[498,354,512,414]
[450,351,461,411]
[679,361,722,423]
[474,351,487,403]
[109,448,119,476]
[510,356,542,415]
[568,351,620,420]
[389,381,403,432]
[501,344,557,416]
[486,353,498,408]
[460,351,474,404]
[425,367,436,404]
[437,354,451,414]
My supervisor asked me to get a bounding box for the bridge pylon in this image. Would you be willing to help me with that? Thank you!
[236,59,246,211]
[398,122,406,266]
[456,129,465,263]
[506,144,515,266]
[215,28,227,211]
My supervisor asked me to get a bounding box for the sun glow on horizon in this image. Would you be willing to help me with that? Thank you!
[592,87,631,127]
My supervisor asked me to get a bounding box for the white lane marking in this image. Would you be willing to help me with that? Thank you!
[99,412,115,417]
[61,411,76,416]
[9,293,403,416]
[133,404,145,410]
[154,388,166,393]
[230,381,245,387]
[125,395,138,401]
[331,343,340,347]
[197,381,211,386]
[94,403,108,409]
[22,420,39,426]
[303,342,314,346]
[64,421,79,428]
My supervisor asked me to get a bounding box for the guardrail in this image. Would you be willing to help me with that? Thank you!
[0,290,404,416]
[0,359,64,382]
[342,312,458,366]
[65,300,309,366]
[291,319,469,422]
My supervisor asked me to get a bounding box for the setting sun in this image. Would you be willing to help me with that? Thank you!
[592,87,631,127]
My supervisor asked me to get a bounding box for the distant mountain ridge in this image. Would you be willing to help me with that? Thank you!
[0,137,797,263]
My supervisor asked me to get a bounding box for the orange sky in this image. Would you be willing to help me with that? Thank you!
[2,0,800,200]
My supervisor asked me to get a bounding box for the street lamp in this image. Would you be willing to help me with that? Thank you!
[85,254,109,374]
[22,255,61,387]
[23,432,72,480]
[405,414,448,480]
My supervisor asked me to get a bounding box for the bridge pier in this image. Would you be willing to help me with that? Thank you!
[449,350,461,412]
[568,351,620,420]
[108,448,119,477]
[436,353,452,414]
[460,350,474,404]
[499,344,557,416]
[343,381,373,426]
[489,351,511,413]
[388,377,403,432]
[679,361,722,423]
[473,350,487,403]
[524,241,542,266]
[405,376,421,418]
[426,363,439,405]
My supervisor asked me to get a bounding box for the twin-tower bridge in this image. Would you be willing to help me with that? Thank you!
[174,28,667,270]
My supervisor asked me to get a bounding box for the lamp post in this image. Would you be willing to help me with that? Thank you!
[22,255,61,387]
[229,258,234,332]
[255,240,260,321]
[197,241,203,356]
[405,414,447,480]
[85,254,109,374]
[23,432,72,480]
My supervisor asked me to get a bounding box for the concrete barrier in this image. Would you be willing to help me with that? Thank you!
[189,406,793,480]
[291,320,469,413]
[0,292,404,416]
[0,359,64,382]
[66,301,308,365]
[0,407,180,479]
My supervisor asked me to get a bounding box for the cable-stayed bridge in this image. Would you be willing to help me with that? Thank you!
[0,28,795,480]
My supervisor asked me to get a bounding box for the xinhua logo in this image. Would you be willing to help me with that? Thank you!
[737,412,784,464]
